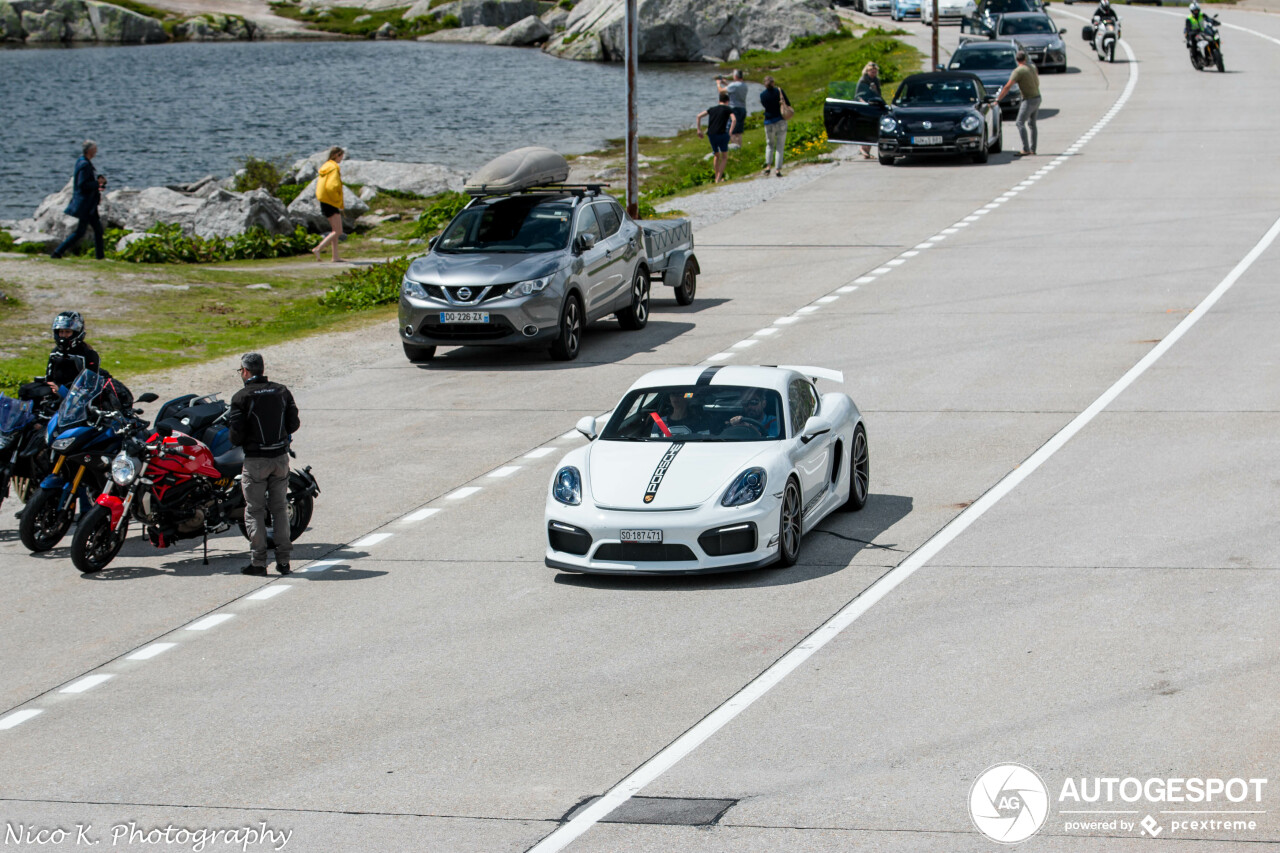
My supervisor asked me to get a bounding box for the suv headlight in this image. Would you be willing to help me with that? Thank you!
[879,116,898,133]
[506,276,552,299]
[721,467,767,507]
[402,277,429,300]
[111,452,139,486]
[552,466,582,505]
[961,114,982,132]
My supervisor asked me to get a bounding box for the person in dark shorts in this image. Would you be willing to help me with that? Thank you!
[312,146,346,262]
[696,92,739,184]
[717,70,749,150]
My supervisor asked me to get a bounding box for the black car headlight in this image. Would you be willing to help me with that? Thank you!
[721,468,767,507]
[553,466,582,505]
[961,114,982,132]
[879,116,899,133]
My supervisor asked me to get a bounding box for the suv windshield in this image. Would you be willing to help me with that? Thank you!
[601,385,785,442]
[436,197,573,254]
[895,77,981,105]
[1000,14,1054,33]
[950,48,1018,70]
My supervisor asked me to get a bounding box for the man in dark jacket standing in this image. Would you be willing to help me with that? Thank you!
[52,140,107,260]
[228,353,300,575]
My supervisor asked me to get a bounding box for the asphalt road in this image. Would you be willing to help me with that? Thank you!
[2,8,1279,851]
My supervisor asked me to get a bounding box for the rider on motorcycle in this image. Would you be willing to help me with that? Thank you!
[1092,0,1118,26]
[45,311,100,391]
[1185,1,1212,45]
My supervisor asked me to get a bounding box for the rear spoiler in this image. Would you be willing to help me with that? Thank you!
[778,365,844,384]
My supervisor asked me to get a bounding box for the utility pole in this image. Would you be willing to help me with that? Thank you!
[931,0,940,70]
[625,0,639,219]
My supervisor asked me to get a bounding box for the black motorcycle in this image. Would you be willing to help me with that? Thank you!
[0,383,59,513]
[1189,16,1224,72]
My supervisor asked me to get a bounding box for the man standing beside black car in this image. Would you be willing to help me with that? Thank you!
[229,353,300,576]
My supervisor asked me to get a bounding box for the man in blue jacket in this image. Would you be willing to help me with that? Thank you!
[51,140,107,260]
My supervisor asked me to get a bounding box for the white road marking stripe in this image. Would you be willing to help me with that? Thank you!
[528,37,1151,853]
[796,306,820,314]
[962,216,979,222]
[837,286,858,294]
[941,228,958,234]
[0,710,42,729]
[446,487,481,500]
[915,242,934,249]
[60,674,114,694]
[887,258,905,266]
[524,448,555,459]
[754,327,780,336]
[855,276,876,283]
[353,532,393,547]
[900,250,919,257]
[247,585,293,601]
[817,295,839,303]
[488,466,521,478]
[402,507,441,522]
[301,559,343,573]
[706,352,734,362]
[127,643,176,661]
[871,267,892,274]
[954,221,970,227]
[732,339,759,349]
[186,614,234,632]
[773,317,798,325]
[559,430,580,440]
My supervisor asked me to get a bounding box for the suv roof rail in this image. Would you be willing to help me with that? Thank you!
[466,183,611,198]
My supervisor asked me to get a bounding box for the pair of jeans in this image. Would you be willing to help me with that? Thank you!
[1016,96,1042,154]
[52,210,105,259]
[764,120,788,170]
[242,453,292,567]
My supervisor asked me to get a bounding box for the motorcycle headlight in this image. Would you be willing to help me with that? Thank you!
[111,453,139,486]
[505,276,552,299]
[402,277,429,300]
[961,114,982,132]
[721,467,767,508]
[51,436,76,451]
[879,116,898,133]
[552,466,582,505]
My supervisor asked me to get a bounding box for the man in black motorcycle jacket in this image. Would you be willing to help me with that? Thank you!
[229,352,301,576]
[45,310,100,391]
[1092,0,1118,25]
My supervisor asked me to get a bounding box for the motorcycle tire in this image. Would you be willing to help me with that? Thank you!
[18,487,73,553]
[237,490,313,548]
[1108,41,1115,62]
[1214,49,1224,72]
[70,504,128,573]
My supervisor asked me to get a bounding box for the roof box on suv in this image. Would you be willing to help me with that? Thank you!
[464,147,570,196]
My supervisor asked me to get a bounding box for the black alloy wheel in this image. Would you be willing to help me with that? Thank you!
[842,423,871,511]
[990,119,1003,154]
[675,265,697,306]
[878,151,896,166]
[403,342,436,362]
[778,478,803,567]
[70,504,128,573]
[617,267,650,331]
[972,132,990,164]
[549,294,583,361]
[18,487,73,552]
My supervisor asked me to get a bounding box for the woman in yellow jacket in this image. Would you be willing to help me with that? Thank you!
[312,146,345,262]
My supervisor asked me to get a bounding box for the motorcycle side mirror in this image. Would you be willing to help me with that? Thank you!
[136,392,159,404]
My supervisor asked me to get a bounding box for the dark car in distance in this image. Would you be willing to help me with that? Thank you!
[824,71,1004,165]
[984,12,1068,71]
[946,41,1023,116]
[961,0,1045,33]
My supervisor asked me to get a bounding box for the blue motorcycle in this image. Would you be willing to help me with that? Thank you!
[0,385,59,513]
[18,371,155,553]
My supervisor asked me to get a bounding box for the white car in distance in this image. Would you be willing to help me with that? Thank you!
[544,365,870,575]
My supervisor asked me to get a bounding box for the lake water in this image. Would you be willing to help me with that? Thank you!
[0,40,727,220]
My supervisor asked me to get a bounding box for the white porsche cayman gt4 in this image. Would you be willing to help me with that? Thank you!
[544,365,870,575]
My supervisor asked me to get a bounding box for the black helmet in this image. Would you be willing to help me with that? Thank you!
[52,311,85,352]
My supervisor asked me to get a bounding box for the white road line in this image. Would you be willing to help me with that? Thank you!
[186,614,234,632]
[796,306,820,314]
[527,35,1153,853]
[754,327,780,336]
[300,559,344,574]
[773,317,798,325]
[871,267,892,274]
[353,532,393,547]
[559,430,580,440]
[126,643,177,661]
[914,242,934,250]
[954,221,970,227]
[488,466,521,478]
[817,295,839,303]
[402,507,441,522]
[900,250,919,258]
[706,352,734,361]
[854,276,876,283]
[0,710,42,730]
[837,286,859,294]
[731,339,758,349]
[524,448,555,459]
[886,258,905,266]
[446,487,481,500]
[247,585,293,601]
[60,674,114,694]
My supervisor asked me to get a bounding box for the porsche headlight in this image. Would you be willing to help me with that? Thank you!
[111,452,139,486]
[402,277,428,300]
[879,116,898,133]
[961,114,982,132]
[552,466,582,505]
[506,276,552,299]
[721,467,767,507]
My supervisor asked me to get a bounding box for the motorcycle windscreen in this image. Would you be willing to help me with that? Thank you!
[0,395,35,433]
[55,369,107,428]
[824,97,886,146]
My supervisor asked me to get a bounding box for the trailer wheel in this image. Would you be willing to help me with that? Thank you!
[674,264,696,306]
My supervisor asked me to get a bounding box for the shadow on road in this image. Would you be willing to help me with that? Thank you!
[552,493,914,592]
[418,318,697,371]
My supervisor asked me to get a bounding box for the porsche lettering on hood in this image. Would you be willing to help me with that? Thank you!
[590,441,768,510]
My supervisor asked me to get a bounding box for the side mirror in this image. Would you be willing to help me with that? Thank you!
[575,232,596,254]
[983,94,997,103]
[1059,27,1067,34]
[800,415,832,444]
[935,63,946,71]
[136,392,158,404]
[576,415,598,441]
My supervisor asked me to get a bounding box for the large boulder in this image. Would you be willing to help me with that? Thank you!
[0,3,23,40]
[287,181,369,233]
[102,186,207,233]
[539,5,568,30]
[543,0,839,62]
[416,24,498,42]
[487,13,548,45]
[85,0,166,43]
[340,160,465,197]
[174,13,257,40]
[21,8,64,40]
[404,0,536,26]
[190,188,292,238]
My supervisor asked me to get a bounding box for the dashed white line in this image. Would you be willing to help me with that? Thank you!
[731,339,758,349]
[446,487,481,501]
[854,276,876,283]
[817,295,839,303]
[186,614,234,632]
[126,643,177,661]
[774,317,798,325]
[402,507,441,522]
[247,585,293,601]
[559,430,580,440]
[0,709,42,730]
[837,286,859,294]
[871,266,892,274]
[706,352,734,361]
[796,306,820,314]
[353,532,393,547]
[754,327,780,336]
[60,674,114,694]
[524,448,555,459]
[488,466,521,478]
[300,559,343,573]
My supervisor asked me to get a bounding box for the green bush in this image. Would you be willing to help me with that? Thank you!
[0,230,14,252]
[276,182,307,206]
[117,223,319,264]
[319,256,412,310]
[557,0,573,7]
[441,13,460,27]
[234,156,288,194]
[412,191,470,238]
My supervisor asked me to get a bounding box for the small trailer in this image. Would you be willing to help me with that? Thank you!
[639,218,700,306]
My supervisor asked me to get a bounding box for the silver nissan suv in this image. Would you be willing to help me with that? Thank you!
[398,189,650,362]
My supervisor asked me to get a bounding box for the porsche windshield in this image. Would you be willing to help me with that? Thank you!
[999,15,1055,34]
[436,197,573,253]
[601,385,785,442]
[894,78,981,105]
[950,48,1018,70]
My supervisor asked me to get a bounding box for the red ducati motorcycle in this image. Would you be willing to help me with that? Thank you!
[69,398,319,573]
